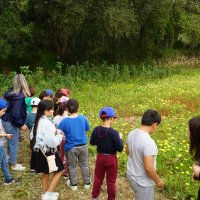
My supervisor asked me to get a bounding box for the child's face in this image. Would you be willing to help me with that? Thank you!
[0,108,7,117]
[44,95,53,101]
[44,108,54,117]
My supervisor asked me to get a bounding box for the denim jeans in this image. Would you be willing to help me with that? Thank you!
[1,120,20,165]
[0,146,12,181]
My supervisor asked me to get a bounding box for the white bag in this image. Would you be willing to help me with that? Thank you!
[40,149,58,173]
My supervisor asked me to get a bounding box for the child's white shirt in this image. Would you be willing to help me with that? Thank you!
[30,116,62,152]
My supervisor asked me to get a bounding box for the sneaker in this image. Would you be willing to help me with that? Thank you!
[42,192,58,200]
[63,174,69,180]
[4,178,20,185]
[11,164,26,171]
[84,183,91,189]
[66,179,78,191]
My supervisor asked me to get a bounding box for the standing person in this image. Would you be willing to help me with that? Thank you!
[188,116,200,200]
[126,109,164,200]
[1,74,30,171]
[25,86,36,112]
[30,100,64,200]
[25,97,41,132]
[58,99,90,191]
[0,99,18,185]
[53,97,69,179]
[54,88,70,116]
[90,107,124,200]
[39,89,54,101]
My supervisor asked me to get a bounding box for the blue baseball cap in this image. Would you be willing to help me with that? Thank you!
[99,107,117,118]
[44,89,54,96]
[0,99,7,109]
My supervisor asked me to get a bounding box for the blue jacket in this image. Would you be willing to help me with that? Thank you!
[2,89,27,128]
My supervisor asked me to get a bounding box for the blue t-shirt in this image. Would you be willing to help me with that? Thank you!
[58,114,90,151]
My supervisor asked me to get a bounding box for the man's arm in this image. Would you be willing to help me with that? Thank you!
[144,156,165,189]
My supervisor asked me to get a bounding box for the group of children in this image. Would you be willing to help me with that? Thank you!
[1,85,200,200]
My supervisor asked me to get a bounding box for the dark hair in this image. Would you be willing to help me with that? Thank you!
[29,86,36,97]
[39,90,53,100]
[58,101,68,115]
[31,100,54,149]
[66,99,79,114]
[141,109,161,126]
[189,117,200,161]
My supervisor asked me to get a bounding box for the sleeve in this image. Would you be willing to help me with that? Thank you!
[90,127,97,145]
[85,117,90,132]
[113,130,124,152]
[143,141,157,157]
[11,100,26,128]
[58,120,65,131]
[43,120,62,148]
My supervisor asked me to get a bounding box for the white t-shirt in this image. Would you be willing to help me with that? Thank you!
[126,128,158,187]
[53,115,68,127]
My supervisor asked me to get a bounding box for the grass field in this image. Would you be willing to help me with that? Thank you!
[1,65,200,199]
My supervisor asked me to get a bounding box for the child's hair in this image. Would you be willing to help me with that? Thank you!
[141,109,161,126]
[39,89,53,100]
[66,99,79,114]
[29,86,36,97]
[58,101,68,116]
[189,116,200,161]
[31,100,54,149]
[11,74,30,97]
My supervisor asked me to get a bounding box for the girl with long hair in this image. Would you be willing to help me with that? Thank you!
[30,100,64,200]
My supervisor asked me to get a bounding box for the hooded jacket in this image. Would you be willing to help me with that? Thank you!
[2,88,27,128]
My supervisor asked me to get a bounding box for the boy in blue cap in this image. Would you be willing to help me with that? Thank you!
[90,107,124,200]
[0,99,18,185]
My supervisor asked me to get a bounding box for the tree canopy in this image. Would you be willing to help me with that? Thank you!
[0,0,199,68]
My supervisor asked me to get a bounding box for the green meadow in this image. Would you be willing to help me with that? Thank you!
[0,64,200,199]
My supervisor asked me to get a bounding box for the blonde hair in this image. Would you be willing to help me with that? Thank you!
[11,74,31,97]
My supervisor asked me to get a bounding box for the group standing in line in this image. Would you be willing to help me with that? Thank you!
[0,73,200,200]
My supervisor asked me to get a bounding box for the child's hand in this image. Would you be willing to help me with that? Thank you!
[119,132,123,139]
[20,125,28,131]
[6,134,13,140]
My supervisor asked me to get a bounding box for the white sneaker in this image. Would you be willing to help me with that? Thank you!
[42,192,58,200]
[84,183,91,189]
[66,180,78,191]
[11,164,26,171]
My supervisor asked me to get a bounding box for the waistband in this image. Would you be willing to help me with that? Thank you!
[74,144,86,147]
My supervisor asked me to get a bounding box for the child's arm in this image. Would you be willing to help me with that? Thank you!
[125,143,129,155]
[90,128,96,145]
[144,156,165,189]
[113,131,124,152]
[0,133,13,140]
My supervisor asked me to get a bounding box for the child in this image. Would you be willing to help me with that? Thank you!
[25,86,36,112]
[39,89,54,101]
[30,100,64,200]
[126,109,164,200]
[54,88,70,116]
[53,98,69,179]
[58,99,90,191]
[188,116,200,199]
[25,97,41,132]
[0,99,17,185]
[90,107,124,200]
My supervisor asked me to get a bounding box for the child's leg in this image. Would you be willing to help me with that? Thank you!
[67,148,78,186]
[106,155,117,200]
[47,171,63,192]
[92,155,106,198]
[78,145,90,184]
[41,174,49,192]
[0,146,12,181]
